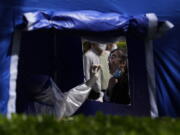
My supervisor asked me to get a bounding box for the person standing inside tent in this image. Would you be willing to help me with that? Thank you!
[106,43,118,52]
[104,48,130,104]
[83,42,111,101]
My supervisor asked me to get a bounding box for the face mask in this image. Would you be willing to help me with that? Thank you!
[98,44,106,50]
[113,68,122,78]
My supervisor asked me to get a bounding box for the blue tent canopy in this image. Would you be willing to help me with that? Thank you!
[21,10,148,42]
[0,0,179,117]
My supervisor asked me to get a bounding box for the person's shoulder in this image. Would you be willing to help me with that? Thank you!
[104,50,110,55]
[103,50,110,58]
[84,50,95,57]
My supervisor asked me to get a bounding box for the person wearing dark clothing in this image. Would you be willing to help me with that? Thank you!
[104,48,130,104]
[108,70,130,104]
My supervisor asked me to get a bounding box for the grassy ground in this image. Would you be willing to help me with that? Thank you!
[0,113,179,135]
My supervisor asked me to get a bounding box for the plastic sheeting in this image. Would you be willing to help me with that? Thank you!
[24,77,91,118]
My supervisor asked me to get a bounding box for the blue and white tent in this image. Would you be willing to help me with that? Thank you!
[0,0,179,117]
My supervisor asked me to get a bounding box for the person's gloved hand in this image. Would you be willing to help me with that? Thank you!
[91,64,101,78]
[86,64,101,87]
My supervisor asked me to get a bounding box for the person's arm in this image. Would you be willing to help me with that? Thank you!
[107,77,118,97]
[85,64,101,87]
[53,65,101,118]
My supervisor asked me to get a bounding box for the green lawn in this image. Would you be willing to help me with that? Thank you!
[0,113,179,135]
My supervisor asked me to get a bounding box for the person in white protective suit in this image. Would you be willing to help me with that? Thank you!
[23,65,101,118]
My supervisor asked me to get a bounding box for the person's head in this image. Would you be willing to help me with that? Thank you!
[91,42,106,55]
[82,41,92,53]
[108,48,127,75]
[106,43,117,52]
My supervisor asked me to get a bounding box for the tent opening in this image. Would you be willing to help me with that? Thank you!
[15,28,132,113]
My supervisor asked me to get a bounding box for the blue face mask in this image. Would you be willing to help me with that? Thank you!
[113,68,122,78]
